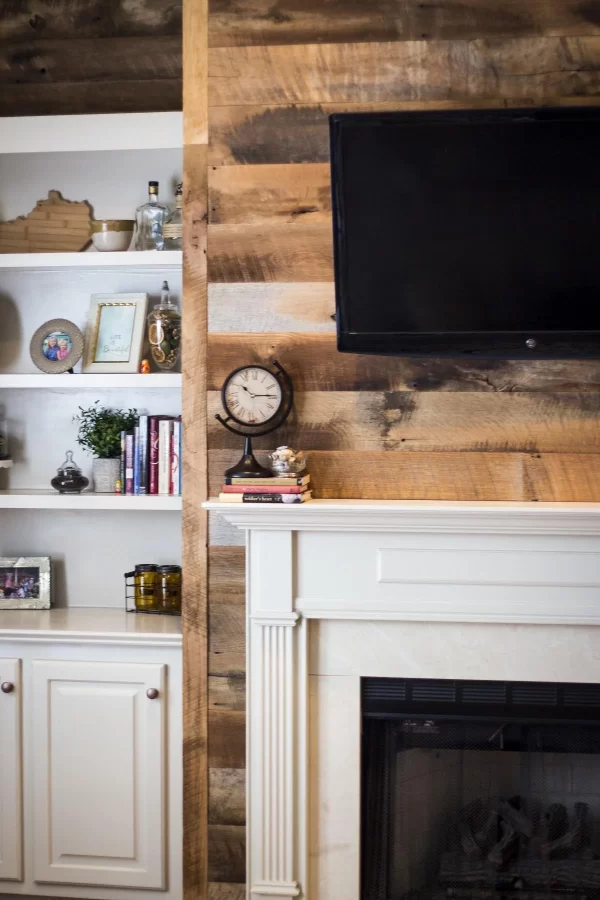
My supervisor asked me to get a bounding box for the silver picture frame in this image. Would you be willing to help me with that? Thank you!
[0,556,51,610]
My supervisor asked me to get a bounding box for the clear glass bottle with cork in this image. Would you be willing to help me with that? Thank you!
[132,181,169,251]
[162,182,183,251]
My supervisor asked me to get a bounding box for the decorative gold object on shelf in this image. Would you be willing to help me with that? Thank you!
[147,281,181,371]
[0,191,92,254]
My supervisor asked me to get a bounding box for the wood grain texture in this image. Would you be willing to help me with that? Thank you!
[0,0,182,40]
[209,547,245,604]
[208,39,600,107]
[0,79,181,116]
[210,674,246,713]
[208,391,600,454]
[208,284,335,333]
[208,825,246,883]
[209,448,528,499]
[209,709,246,768]
[208,882,246,899]
[207,332,600,389]
[209,163,331,224]
[209,768,246,825]
[209,0,600,47]
[208,223,333,282]
[209,603,245,675]
[183,8,208,884]
[0,35,181,85]
[184,0,208,144]
[209,97,599,165]
[526,454,600,501]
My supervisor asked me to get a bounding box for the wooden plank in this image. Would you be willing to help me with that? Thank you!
[526,453,600,500]
[182,111,208,900]
[0,36,181,85]
[209,546,245,605]
[208,39,600,107]
[208,0,600,47]
[209,768,246,826]
[209,674,246,713]
[208,449,527,500]
[209,709,246,768]
[208,284,335,333]
[207,332,600,389]
[208,97,600,165]
[0,79,181,116]
[208,223,333,282]
[208,882,246,899]
[209,163,331,225]
[209,603,245,676]
[0,0,181,40]
[184,0,208,145]
[208,825,246,884]
[207,391,600,454]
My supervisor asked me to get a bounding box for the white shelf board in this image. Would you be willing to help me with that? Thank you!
[0,112,183,155]
[0,374,181,390]
[0,491,182,511]
[0,250,182,270]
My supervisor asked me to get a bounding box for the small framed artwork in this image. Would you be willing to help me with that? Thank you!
[30,319,84,374]
[0,557,51,610]
[83,293,148,374]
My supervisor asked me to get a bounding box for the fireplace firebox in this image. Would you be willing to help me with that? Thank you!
[362,678,600,900]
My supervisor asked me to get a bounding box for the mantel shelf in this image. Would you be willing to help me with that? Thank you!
[205,498,600,535]
[1,490,182,510]
[0,250,182,270]
[0,373,181,389]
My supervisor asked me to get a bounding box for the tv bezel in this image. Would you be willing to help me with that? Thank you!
[330,107,600,360]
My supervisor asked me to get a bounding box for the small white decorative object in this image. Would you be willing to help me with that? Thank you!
[269,446,307,476]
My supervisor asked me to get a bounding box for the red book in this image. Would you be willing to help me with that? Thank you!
[220,483,307,494]
[148,416,161,495]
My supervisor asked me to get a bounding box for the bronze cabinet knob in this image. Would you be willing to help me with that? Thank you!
[1,682,14,694]
[146,688,159,700]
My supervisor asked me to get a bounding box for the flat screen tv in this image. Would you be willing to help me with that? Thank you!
[330,107,600,359]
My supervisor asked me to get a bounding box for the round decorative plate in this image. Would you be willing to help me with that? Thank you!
[30,318,84,374]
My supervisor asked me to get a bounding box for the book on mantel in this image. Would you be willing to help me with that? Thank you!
[219,473,312,503]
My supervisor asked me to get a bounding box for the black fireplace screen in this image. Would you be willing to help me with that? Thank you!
[362,678,600,900]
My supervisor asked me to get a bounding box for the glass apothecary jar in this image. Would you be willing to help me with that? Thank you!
[133,564,159,611]
[147,281,181,371]
[158,565,181,612]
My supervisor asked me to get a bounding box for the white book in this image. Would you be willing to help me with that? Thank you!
[158,418,173,495]
[171,420,181,496]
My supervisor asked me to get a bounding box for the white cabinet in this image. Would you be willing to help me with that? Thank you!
[0,613,181,900]
[32,660,166,890]
[0,658,22,882]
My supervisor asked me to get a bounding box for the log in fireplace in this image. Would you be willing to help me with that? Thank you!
[362,678,600,900]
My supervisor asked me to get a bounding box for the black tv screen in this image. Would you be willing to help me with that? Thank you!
[330,108,600,358]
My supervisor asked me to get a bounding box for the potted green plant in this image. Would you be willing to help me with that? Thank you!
[74,403,137,493]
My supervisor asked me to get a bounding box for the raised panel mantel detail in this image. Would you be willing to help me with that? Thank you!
[205,498,600,899]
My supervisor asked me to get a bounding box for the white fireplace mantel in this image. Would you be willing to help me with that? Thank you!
[205,499,600,900]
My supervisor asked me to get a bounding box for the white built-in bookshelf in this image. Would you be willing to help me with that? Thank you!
[0,111,183,608]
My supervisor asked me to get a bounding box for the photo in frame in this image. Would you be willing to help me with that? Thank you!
[83,293,148,374]
[0,556,51,610]
[30,319,84,374]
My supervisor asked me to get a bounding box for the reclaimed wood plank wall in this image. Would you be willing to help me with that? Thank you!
[204,1,600,894]
[0,0,182,115]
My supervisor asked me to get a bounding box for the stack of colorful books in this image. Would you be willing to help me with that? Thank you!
[119,415,182,496]
[218,473,312,504]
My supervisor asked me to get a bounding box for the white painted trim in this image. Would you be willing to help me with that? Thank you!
[0,491,182,510]
[0,251,181,270]
[205,498,600,535]
[0,374,181,390]
[0,113,183,154]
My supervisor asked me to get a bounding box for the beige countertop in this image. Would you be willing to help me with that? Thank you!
[0,607,182,646]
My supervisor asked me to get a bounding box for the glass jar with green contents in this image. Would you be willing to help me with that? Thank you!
[157,565,181,612]
[134,564,159,611]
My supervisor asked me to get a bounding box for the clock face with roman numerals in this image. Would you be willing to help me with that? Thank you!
[223,365,284,427]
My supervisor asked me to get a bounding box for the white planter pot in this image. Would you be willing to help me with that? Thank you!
[92,457,120,493]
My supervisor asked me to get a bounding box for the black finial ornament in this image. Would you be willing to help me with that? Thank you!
[215,360,294,479]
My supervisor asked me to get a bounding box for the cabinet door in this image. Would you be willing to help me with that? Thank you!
[32,659,166,889]
[0,659,22,882]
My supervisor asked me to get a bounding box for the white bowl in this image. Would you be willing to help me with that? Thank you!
[91,220,134,252]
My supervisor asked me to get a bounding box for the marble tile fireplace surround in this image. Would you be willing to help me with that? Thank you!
[206,499,600,900]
